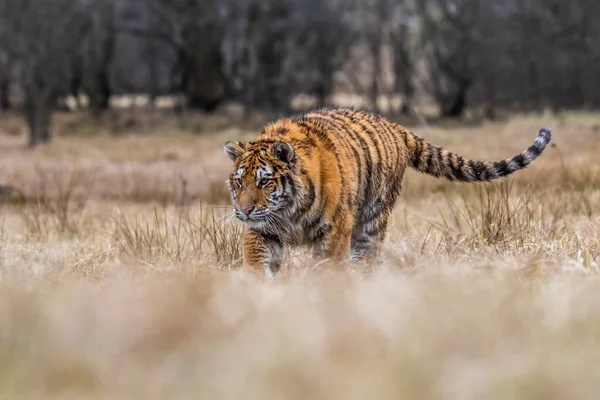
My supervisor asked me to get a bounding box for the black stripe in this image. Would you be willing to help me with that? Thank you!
[454,156,468,181]
[512,153,527,168]
[388,123,403,171]
[351,115,384,177]
[526,147,539,157]
[351,116,383,209]
[302,175,316,212]
[262,232,282,244]
[307,114,364,207]
[303,191,327,230]
[307,115,359,175]
[290,137,316,154]
[448,154,463,181]
[373,214,389,235]
[311,222,332,242]
[401,130,410,149]
[373,114,395,146]
[295,121,342,172]
[358,199,383,225]
[434,147,445,177]
[304,211,325,232]
[279,175,290,194]
[425,144,436,175]
[295,121,347,212]
[257,139,277,147]
[493,160,511,176]
[377,116,399,166]
[331,201,345,225]
[326,112,373,206]
[276,175,287,200]
[411,137,424,168]
[366,114,393,164]
[295,121,334,151]
[469,160,489,181]
[288,176,298,197]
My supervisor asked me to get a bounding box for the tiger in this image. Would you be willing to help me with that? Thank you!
[224,107,551,278]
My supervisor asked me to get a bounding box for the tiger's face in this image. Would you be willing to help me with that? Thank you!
[224,140,299,228]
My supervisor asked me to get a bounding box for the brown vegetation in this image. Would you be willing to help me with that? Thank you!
[0,111,598,398]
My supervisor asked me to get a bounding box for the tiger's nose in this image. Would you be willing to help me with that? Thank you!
[240,206,255,216]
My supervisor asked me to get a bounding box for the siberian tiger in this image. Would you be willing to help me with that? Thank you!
[224,107,551,278]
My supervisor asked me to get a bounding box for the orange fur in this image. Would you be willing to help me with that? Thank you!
[224,107,551,278]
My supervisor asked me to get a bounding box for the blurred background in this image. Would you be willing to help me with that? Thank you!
[1,0,599,147]
[0,2,600,398]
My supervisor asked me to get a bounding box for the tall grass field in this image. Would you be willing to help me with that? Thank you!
[0,110,598,399]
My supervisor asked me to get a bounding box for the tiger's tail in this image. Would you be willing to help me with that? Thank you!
[404,127,552,182]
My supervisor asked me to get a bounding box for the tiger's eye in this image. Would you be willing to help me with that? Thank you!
[259,178,270,186]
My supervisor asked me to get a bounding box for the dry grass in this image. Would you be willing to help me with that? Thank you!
[0,110,599,399]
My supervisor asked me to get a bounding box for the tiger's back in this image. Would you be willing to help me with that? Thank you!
[286,108,410,258]
[224,107,551,278]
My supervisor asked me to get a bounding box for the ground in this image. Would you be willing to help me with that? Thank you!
[0,109,598,399]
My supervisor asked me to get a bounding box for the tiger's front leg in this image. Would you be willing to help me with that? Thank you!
[242,229,284,279]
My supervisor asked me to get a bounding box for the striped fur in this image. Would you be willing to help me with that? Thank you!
[224,107,552,277]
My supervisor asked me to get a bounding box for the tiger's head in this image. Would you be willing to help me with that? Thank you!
[224,140,301,228]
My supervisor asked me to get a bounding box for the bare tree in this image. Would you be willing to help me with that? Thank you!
[82,0,116,113]
[0,0,91,146]
[342,0,392,113]
[513,0,600,111]
[281,0,354,109]
[0,10,11,111]
[0,60,9,111]
[221,0,356,116]
[339,0,419,114]
[416,0,486,118]
[2,0,599,131]
[119,0,227,111]
[0,77,8,111]
[284,0,354,108]
[462,0,600,115]
[388,1,421,115]
[221,0,294,115]
[413,0,600,117]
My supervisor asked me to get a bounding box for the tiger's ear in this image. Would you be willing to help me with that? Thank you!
[224,141,245,162]
[270,141,296,164]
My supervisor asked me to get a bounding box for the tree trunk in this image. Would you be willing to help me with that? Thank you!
[0,78,9,111]
[400,73,415,115]
[370,45,382,113]
[89,70,111,113]
[438,78,470,118]
[40,106,52,143]
[315,80,331,109]
[24,96,53,148]
[25,102,39,148]
[400,101,412,115]
[182,49,225,112]
[441,90,467,118]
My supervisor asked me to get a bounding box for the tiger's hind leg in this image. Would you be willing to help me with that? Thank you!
[311,211,354,267]
[350,205,392,265]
